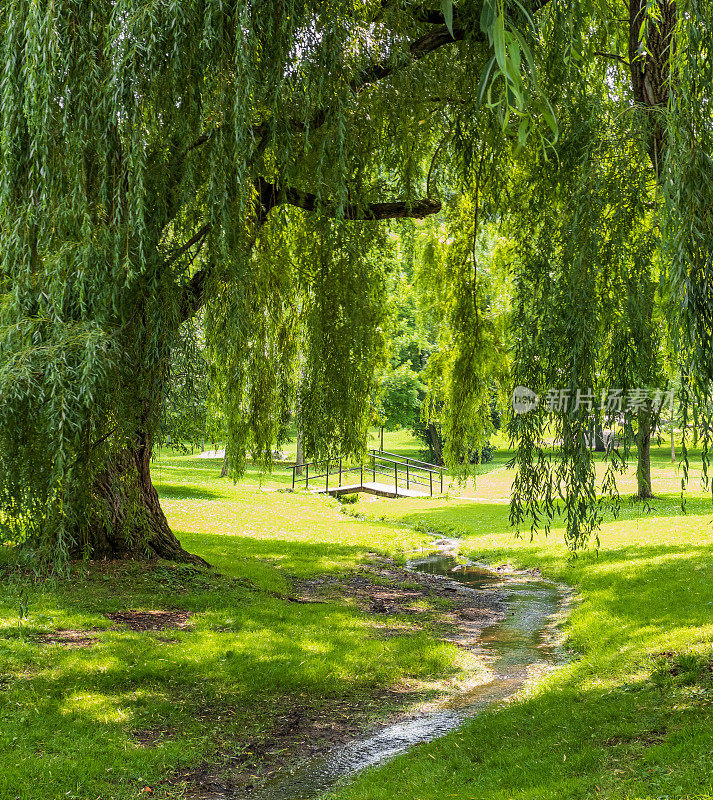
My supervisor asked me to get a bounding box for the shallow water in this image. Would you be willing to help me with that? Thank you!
[232,547,564,800]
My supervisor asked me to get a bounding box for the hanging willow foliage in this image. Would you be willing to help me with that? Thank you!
[4,0,709,565]
[506,15,667,548]
[504,0,713,549]
[663,1,713,491]
[2,0,537,565]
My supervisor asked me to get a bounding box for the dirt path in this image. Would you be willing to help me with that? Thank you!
[177,560,511,799]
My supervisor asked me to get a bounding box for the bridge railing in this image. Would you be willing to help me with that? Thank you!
[291,456,362,493]
[291,449,444,496]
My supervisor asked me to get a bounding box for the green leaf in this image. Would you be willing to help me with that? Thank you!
[476,56,497,109]
[541,98,559,140]
[511,28,536,79]
[494,10,507,72]
[517,117,529,145]
[441,0,455,38]
[480,0,496,38]
[509,34,521,74]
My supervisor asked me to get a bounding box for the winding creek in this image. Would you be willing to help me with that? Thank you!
[234,540,569,800]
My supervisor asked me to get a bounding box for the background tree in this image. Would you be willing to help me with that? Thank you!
[506,0,713,547]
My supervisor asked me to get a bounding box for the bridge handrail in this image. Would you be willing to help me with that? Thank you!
[369,449,443,472]
[292,453,443,476]
[295,465,361,482]
[291,449,444,495]
[370,453,442,475]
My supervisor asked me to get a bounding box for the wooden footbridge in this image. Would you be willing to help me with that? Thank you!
[291,449,444,498]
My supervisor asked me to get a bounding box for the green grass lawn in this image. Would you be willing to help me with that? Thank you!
[0,453,457,800]
[327,444,713,800]
[1,435,712,800]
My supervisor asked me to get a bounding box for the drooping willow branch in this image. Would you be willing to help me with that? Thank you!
[181,11,487,160]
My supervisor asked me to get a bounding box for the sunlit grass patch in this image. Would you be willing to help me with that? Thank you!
[2,438,713,799]
[0,450,471,799]
[328,447,713,800]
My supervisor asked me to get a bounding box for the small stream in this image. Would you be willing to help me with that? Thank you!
[234,542,567,800]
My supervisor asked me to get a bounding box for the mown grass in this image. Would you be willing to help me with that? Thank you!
[0,450,460,800]
[2,434,712,800]
[327,444,713,800]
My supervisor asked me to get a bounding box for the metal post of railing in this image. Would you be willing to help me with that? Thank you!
[339,457,342,487]
[361,463,364,486]
[306,463,309,490]
[406,464,409,490]
[394,463,398,495]
[373,454,376,482]
[430,471,433,496]
[292,466,295,491]
[440,469,443,494]
[325,459,329,493]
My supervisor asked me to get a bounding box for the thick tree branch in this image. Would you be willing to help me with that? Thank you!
[351,23,471,89]
[176,0,556,320]
[628,0,675,175]
[165,223,210,269]
[180,180,441,320]
[183,16,473,158]
[256,177,441,221]
[180,264,210,322]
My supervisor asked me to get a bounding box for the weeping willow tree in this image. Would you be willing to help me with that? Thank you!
[507,0,713,547]
[1,0,559,566]
[664,4,713,485]
[5,0,708,566]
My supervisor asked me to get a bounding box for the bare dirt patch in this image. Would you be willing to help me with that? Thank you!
[291,564,506,643]
[177,690,427,799]
[36,610,191,648]
[603,727,668,748]
[39,629,100,648]
[133,727,177,748]
[106,609,192,631]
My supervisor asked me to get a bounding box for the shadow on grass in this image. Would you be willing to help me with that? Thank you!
[0,533,460,798]
[174,531,391,589]
[155,483,223,500]
[3,516,713,800]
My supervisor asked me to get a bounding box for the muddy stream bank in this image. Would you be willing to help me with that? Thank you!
[222,539,570,800]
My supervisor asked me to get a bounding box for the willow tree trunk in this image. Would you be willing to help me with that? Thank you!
[295,427,304,476]
[87,432,210,566]
[636,409,654,500]
[427,422,444,466]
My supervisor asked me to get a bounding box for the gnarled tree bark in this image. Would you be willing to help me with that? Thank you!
[86,432,210,566]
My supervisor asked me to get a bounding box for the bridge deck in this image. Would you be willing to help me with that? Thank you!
[315,481,429,498]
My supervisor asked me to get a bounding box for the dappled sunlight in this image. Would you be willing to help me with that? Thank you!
[61,691,132,725]
[3,442,713,799]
